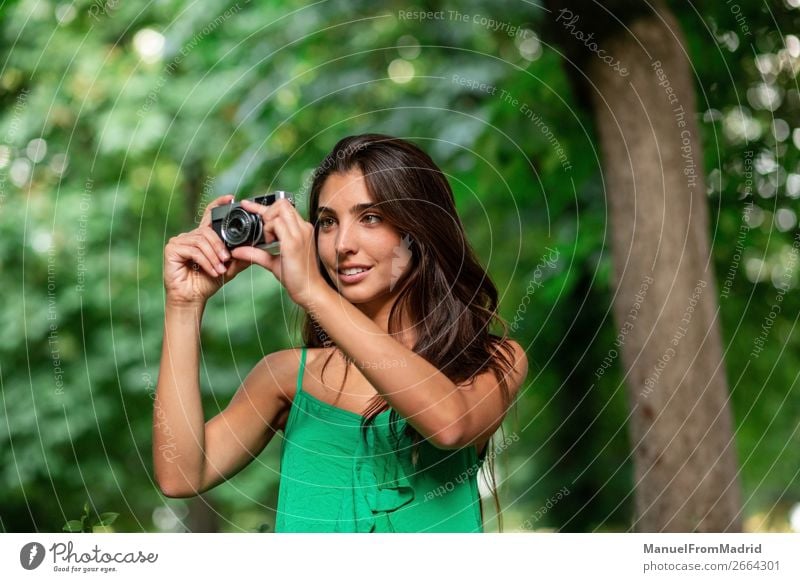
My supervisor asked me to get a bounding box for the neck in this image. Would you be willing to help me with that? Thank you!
[357,297,417,351]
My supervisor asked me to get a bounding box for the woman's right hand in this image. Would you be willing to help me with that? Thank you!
[163,194,250,307]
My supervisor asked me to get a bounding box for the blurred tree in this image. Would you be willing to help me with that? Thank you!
[545,0,742,531]
[1,0,798,534]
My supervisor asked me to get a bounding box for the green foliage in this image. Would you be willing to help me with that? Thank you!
[1,0,798,533]
[63,501,119,533]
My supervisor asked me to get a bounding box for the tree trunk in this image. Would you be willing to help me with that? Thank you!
[546,0,742,531]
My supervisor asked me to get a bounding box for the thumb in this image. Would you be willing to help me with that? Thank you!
[230,245,278,274]
[221,258,250,280]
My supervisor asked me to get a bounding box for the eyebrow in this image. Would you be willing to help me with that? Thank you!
[317,203,379,215]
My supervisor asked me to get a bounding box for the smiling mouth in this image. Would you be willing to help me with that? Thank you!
[336,266,373,283]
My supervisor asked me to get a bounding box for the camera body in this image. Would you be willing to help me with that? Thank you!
[211,191,294,255]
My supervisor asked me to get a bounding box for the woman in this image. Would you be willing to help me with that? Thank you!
[153,133,528,532]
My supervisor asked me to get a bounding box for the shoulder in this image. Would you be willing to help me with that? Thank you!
[498,338,527,371]
[493,338,528,398]
[254,346,334,404]
[484,338,528,385]
[249,348,303,405]
[455,338,528,398]
[506,339,528,392]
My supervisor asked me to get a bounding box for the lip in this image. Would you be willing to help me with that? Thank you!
[337,266,373,284]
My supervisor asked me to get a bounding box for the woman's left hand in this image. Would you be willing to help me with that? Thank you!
[230,197,327,308]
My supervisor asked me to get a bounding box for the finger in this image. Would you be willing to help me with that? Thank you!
[261,212,296,253]
[199,194,235,228]
[173,241,220,278]
[287,202,309,231]
[234,199,274,243]
[268,197,297,216]
[279,198,311,240]
[238,198,270,221]
[262,211,299,247]
[240,197,295,222]
[197,226,231,265]
[240,199,299,245]
[274,199,303,238]
[233,200,276,244]
[190,233,228,275]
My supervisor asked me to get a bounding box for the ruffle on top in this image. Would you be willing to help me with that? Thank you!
[334,415,416,532]
[276,346,484,533]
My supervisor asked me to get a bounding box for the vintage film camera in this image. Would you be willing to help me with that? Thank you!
[211,191,294,255]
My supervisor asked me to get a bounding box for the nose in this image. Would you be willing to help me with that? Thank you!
[335,220,359,256]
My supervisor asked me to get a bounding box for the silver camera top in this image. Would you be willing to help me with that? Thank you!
[210,190,295,255]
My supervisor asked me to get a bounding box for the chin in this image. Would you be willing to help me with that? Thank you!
[337,288,377,303]
[340,283,397,303]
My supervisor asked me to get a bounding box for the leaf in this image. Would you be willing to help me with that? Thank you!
[98,512,119,526]
[63,520,83,532]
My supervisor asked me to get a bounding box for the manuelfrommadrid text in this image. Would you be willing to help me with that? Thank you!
[644,543,762,554]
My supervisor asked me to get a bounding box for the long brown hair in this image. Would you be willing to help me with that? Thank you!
[300,133,518,531]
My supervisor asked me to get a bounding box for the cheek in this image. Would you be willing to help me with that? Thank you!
[386,236,408,260]
[370,232,404,258]
[316,236,333,262]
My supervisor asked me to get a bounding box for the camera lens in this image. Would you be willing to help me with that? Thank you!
[222,207,261,246]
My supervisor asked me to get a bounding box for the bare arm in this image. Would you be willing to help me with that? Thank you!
[227,197,526,451]
[153,309,296,498]
[300,286,471,449]
[153,194,292,497]
[152,302,207,497]
[196,350,295,495]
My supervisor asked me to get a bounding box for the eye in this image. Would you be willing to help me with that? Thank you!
[362,214,382,224]
[318,217,335,229]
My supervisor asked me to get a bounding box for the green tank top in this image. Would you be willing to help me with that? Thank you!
[275,346,487,533]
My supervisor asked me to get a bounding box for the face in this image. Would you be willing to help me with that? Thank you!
[316,169,414,318]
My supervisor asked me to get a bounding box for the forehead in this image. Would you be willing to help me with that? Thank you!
[318,170,373,207]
